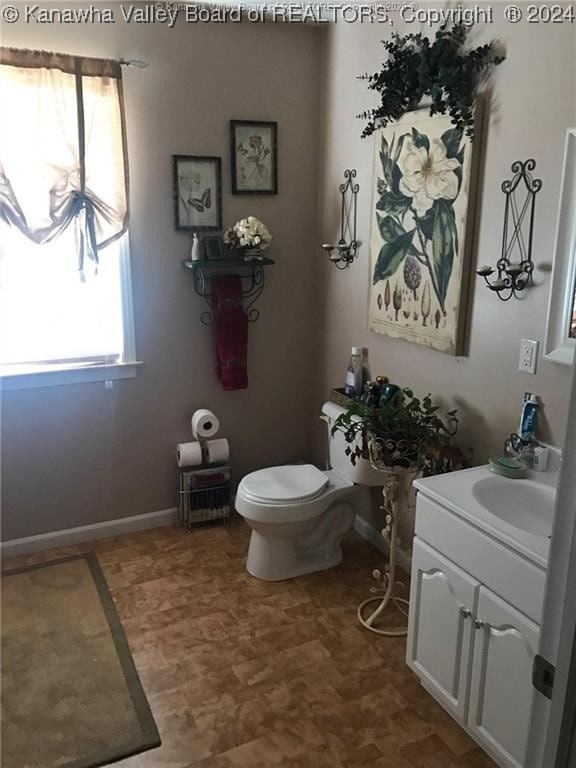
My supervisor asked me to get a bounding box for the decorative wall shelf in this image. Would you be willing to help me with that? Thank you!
[183,257,274,325]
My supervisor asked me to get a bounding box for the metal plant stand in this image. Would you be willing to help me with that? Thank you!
[357,442,420,637]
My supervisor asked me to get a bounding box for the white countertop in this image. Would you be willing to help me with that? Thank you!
[413,465,556,569]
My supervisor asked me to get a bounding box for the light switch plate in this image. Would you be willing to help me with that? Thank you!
[519,339,539,374]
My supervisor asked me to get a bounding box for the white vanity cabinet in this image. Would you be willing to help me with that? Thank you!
[407,489,547,768]
[408,538,478,722]
[468,587,540,767]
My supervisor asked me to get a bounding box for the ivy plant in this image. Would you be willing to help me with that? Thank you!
[358,23,505,140]
[332,388,458,469]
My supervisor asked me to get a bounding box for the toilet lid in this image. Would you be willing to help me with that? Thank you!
[240,464,328,504]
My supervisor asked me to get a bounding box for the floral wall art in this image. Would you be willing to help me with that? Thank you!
[172,155,222,231]
[230,120,278,195]
[368,109,480,355]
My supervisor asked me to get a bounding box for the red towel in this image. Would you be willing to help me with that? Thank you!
[212,275,248,391]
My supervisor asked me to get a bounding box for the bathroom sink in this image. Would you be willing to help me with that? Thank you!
[471,476,555,537]
[413,461,559,567]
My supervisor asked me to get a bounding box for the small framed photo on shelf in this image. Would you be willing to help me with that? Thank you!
[230,120,278,195]
[172,155,222,231]
[202,235,226,260]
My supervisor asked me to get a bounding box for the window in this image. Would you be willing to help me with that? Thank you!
[0,228,136,380]
[0,47,137,389]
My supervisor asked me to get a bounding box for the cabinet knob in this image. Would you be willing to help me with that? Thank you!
[459,607,471,618]
[474,619,484,629]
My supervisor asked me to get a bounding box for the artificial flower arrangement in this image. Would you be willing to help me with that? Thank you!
[224,216,272,254]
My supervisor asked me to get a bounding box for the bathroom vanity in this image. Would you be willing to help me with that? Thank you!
[406,465,557,768]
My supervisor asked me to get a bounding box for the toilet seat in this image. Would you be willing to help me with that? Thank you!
[239,464,328,505]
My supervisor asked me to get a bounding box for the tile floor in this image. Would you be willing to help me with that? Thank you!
[3,517,496,768]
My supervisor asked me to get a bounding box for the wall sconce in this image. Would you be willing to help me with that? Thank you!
[477,159,542,301]
[322,169,359,270]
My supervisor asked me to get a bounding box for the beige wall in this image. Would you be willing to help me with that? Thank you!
[1,11,324,540]
[313,12,576,483]
[2,10,575,543]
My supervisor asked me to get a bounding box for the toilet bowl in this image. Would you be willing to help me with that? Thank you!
[235,402,384,581]
[235,465,361,581]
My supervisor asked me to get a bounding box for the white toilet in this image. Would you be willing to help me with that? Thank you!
[235,402,384,581]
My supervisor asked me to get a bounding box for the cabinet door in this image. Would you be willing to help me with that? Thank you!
[407,538,479,721]
[468,586,540,768]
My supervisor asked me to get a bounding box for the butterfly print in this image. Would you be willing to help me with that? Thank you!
[188,188,211,213]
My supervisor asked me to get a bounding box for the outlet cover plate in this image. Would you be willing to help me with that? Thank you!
[519,338,539,374]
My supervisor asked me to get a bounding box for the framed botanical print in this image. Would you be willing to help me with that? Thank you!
[172,155,222,231]
[230,120,278,195]
[368,107,483,355]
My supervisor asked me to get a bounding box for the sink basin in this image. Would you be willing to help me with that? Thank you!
[472,476,555,537]
[414,461,559,567]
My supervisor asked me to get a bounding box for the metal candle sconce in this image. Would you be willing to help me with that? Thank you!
[322,169,359,269]
[477,159,542,301]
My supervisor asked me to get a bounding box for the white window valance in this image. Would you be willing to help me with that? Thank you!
[0,47,129,275]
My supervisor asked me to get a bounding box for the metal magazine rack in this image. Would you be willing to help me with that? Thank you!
[179,465,231,531]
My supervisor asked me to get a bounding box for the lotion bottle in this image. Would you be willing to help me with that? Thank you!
[191,233,200,261]
[344,347,363,398]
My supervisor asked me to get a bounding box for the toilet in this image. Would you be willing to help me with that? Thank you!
[235,402,384,581]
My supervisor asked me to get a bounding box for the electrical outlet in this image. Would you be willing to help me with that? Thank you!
[519,338,539,374]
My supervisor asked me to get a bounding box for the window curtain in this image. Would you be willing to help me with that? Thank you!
[0,47,129,275]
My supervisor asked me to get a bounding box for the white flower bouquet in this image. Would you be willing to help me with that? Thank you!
[224,216,272,253]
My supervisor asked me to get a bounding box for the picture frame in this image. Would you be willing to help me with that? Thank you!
[202,235,226,260]
[172,155,222,231]
[230,120,278,195]
[367,107,483,356]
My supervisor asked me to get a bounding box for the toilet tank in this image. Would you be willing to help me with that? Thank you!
[321,401,384,486]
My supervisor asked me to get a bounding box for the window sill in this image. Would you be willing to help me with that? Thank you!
[0,361,142,391]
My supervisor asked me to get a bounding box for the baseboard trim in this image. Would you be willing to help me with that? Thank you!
[1,507,179,558]
[353,515,412,574]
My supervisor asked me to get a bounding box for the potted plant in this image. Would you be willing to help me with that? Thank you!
[357,23,505,141]
[332,387,461,473]
[334,387,463,636]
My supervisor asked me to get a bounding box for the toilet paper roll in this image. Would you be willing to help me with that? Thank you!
[191,409,220,439]
[176,441,203,468]
[205,438,230,466]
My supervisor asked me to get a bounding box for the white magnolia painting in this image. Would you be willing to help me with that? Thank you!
[368,109,479,355]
